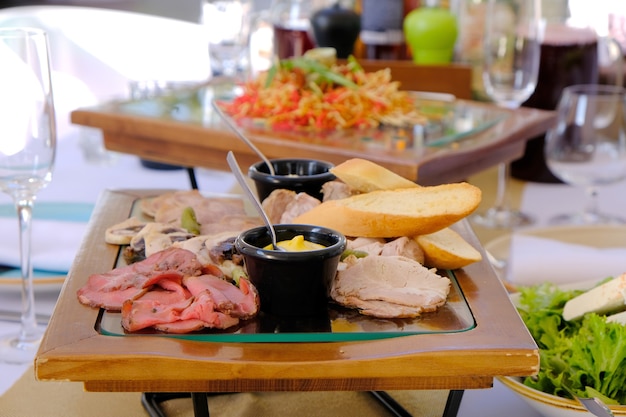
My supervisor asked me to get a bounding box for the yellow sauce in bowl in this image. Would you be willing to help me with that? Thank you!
[264,235,326,251]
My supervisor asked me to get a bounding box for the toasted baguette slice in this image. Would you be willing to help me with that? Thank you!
[563,273,626,321]
[293,182,481,238]
[330,158,419,193]
[415,228,482,270]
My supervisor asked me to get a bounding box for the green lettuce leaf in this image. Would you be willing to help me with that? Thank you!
[517,282,626,404]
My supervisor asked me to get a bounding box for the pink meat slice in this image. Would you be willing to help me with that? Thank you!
[122,289,240,332]
[121,293,193,332]
[153,319,207,334]
[183,275,259,319]
[77,247,202,310]
[179,292,240,329]
[184,275,234,312]
[139,281,191,304]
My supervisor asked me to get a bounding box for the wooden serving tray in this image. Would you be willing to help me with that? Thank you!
[70,85,556,186]
[35,189,538,394]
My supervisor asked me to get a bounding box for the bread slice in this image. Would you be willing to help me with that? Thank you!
[292,182,481,238]
[330,158,419,193]
[415,227,482,270]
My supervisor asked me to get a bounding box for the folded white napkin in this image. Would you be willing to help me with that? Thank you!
[506,234,626,286]
[0,218,87,273]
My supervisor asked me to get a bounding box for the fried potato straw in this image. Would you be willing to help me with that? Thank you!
[222,61,427,131]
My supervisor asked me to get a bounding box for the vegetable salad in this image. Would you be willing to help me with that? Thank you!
[517,282,626,405]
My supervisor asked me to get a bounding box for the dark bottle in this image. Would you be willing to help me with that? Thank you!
[359,0,405,60]
[511,25,600,183]
[310,2,361,58]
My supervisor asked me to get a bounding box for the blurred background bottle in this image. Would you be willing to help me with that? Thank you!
[357,0,407,60]
[268,0,327,59]
[310,1,361,59]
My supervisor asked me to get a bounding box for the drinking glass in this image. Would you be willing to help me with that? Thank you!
[545,84,626,224]
[203,0,253,79]
[0,28,56,364]
[471,0,543,229]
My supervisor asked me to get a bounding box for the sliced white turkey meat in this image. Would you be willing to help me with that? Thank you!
[330,255,450,319]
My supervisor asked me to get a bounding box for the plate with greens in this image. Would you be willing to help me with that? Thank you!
[499,281,626,416]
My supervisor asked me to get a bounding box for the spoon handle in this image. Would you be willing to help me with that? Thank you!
[577,397,615,417]
[213,100,276,176]
[226,151,279,250]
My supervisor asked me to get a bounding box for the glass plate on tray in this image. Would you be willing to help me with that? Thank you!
[97,271,475,343]
[95,195,476,343]
[117,84,508,150]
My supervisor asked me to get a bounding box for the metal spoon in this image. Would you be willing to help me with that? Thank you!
[212,99,276,175]
[560,383,615,417]
[226,151,283,251]
[577,397,615,417]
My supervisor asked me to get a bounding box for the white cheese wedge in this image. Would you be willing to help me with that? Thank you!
[606,310,626,325]
[562,273,626,321]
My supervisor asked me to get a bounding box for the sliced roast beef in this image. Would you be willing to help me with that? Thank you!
[178,292,240,328]
[121,293,193,332]
[121,281,247,332]
[152,319,207,334]
[77,247,202,310]
[183,275,259,319]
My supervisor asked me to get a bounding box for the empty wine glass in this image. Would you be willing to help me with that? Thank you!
[545,84,626,224]
[0,28,56,364]
[471,0,543,229]
[203,0,253,79]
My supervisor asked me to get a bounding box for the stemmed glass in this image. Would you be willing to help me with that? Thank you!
[203,0,253,80]
[545,84,626,224]
[0,28,56,364]
[472,0,543,229]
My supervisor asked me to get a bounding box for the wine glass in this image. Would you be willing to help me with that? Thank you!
[0,28,56,364]
[545,84,626,224]
[471,0,543,229]
[203,0,253,80]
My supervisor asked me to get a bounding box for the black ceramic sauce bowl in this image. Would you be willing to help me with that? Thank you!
[235,224,346,317]
[248,158,336,201]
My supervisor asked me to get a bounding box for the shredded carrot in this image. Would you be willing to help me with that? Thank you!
[221,60,427,131]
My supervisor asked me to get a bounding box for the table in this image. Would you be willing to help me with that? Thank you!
[5,136,626,416]
[69,87,556,186]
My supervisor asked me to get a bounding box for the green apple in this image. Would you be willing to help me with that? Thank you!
[404,6,458,64]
